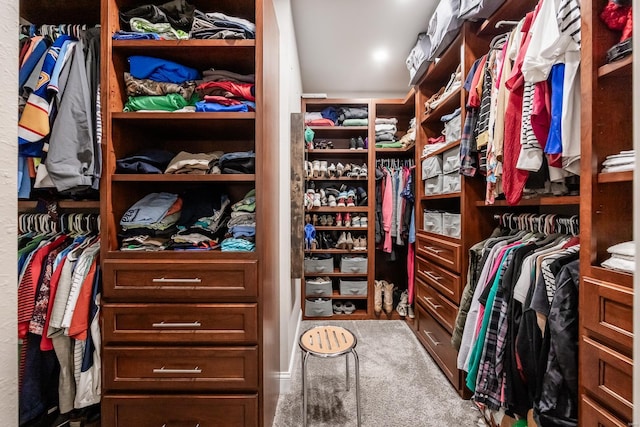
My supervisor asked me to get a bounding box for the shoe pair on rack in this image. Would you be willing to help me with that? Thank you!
[395,290,414,318]
[345,163,368,179]
[333,300,356,314]
[336,232,355,250]
[313,140,334,150]
[351,215,368,227]
[374,280,395,315]
[349,137,366,150]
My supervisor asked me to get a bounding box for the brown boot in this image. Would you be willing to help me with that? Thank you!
[374,280,384,315]
[382,281,394,314]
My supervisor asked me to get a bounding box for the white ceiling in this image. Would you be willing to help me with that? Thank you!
[291,0,439,98]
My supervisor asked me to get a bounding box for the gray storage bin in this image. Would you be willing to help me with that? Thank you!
[442,213,462,239]
[423,210,444,234]
[340,256,368,274]
[339,279,368,296]
[304,257,334,274]
[442,146,461,174]
[442,172,461,193]
[304,298,333,317]
[305,278,333,297]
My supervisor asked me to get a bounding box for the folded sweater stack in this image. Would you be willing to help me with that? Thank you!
[375,117,398,144]
[222,189,256,251]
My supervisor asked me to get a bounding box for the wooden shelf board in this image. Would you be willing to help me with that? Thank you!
[112,40,255,48]
[598,55,632,79]
[112,174,255,182]
[18,200,100,210]
[331,291,368,300]
[304,271,368,277]
[306,207,369,213]
[306,177,369,182]
[590,266,634,288]
[308,126,368,131]
[475,195,580,206]
[304,249,368,255]
[421,192,462,201]
[111,112,255,120]
[421,88,462,124]
[477,0,537,36]
[421,140,461,159]
[304,311,369,320]
[306,149,369,155]
[313,226,369,231]
[375,146,415,153]
[597,170,633,183]
[105,250,258,260]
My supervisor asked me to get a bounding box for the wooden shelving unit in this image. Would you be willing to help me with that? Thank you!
[597,55,632,78]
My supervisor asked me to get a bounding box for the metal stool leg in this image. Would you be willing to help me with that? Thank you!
[345,353,350,391]
[351,349,361,427]
[302,351,310,427]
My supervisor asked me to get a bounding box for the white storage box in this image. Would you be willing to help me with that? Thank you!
[422,155,443,179]
[442,213,462,239]
[305,298,333,317]
[423,210,444,234]
[424,174,443,196]
[305,278,333,297]
[339,279,368,296]
[442,172,461,193]
[442,146,461,174]
[304,257,334,274]
[442,114,462,144]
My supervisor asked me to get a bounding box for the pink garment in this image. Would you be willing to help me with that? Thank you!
[407,243,415,304]
[196,81,255,101]
[382,169,393,253]
[531,81,550,149]
[306,118,335,126]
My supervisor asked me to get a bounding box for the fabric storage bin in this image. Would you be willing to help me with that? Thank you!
[304,257,334,274]
[305,278,332,297]
[442,172,461,193]
[406,32,433,86]
[339,279,368,296]
[442,213,461,239]
[423,210,444,235]
[340,256,368,274]
[424,174,443,196]
[421,155,443,179]
[305,298,333,317]
[441,110,462,144]
[442,146,461,174]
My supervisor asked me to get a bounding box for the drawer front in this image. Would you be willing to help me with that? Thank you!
[416,279,458,334]
[102,394,258,427]
[416,304,459,390]
[416,233,461,272]
[102,304,258,344]
[582,277,633,349]
[103,347,259,392]
[103,260,258,301]
[581,336,632,421]
[581,395,628,427]
[415,256,462,303]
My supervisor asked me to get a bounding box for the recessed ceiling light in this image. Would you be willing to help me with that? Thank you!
[372,48,389,63]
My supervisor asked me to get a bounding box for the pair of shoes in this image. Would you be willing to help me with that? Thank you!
[396,290,409,317]
[374,280,395,315]
[333,300,356,314]
[336,232,354,250]
[353,236,367,250]
[315,140,334,149]
[356,187,367,205]
[351,215,367,227]
[307,276,331,286]
[343,212,351,227]
[348,136,365,150]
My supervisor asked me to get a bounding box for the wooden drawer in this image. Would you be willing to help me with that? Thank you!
[415,304,459,390]
[415,279,458,334]
[102,394,258,427]
[415,256,462,303]
[581,336,632,421]
[581,395,628,427]
[102,303,258,344]
[103,347,258,392]
[416,233,461,272]
[103,259,258,301]
[582,277,633,350]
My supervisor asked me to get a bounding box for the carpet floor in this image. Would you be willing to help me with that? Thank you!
[273,320,484,426]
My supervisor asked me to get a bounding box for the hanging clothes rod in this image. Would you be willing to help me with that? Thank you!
[495,20,520,28]
[493,213,579,236]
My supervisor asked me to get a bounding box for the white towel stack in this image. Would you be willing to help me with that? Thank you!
[601,150,635,173]
[601,241,635,274]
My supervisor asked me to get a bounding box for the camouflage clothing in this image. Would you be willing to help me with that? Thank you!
[125,72,196,100]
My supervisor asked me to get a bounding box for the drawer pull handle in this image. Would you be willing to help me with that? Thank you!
[423,246,444,254]
[423,271,443,281]
[152,321,202,328]
[423,330,441,346]
[423,296,443,310]
[152,277,202,283]
[153,367,202,374]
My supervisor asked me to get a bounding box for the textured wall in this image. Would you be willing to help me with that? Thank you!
[0,0,19,424]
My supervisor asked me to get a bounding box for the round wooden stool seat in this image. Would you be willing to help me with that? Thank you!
[299,325,356,357]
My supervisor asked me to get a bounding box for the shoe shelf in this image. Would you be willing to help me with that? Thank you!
[305,149,369,155]
[112,174,256,182]
[598,55,632,79]
[305,207,369,213]
[314,226,368,231]
[305,249,368,254]
[597,170,633,184]
[474,195,580,206]
[305,177,368,181]
[303,271,368,278]
[421,87,462,125]
[331,291,368,300]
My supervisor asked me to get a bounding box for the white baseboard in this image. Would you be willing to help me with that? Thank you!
[277,309,302,394]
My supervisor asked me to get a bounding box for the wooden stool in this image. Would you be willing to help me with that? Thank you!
[299,325,361,427]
